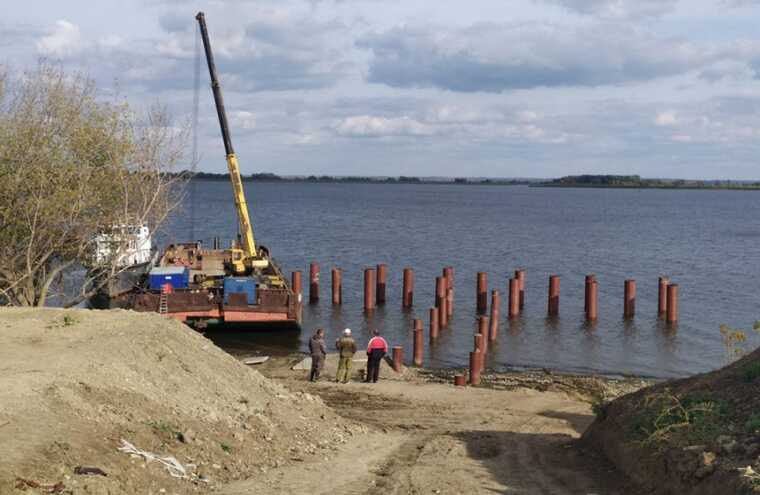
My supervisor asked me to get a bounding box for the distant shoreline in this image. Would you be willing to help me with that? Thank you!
[190,173,532,186]
[532,183,760,191]
[534,174,760,190]
[185,173,760,190]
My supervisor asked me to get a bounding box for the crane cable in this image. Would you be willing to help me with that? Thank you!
[190,23,200,242]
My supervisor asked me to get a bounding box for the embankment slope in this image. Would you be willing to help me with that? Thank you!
[0,308,364,494]
[584,348,760,494]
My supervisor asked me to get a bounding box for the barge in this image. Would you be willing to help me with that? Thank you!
[102,12,302,328]
[112,241,301,328]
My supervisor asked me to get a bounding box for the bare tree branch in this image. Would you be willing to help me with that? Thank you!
[0,63,187,307]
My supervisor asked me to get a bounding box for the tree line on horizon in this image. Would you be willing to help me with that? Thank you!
[186,171,532,185]
[542,175,760,189]
[183,171,760,189]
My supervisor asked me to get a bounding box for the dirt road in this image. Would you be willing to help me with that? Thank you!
[224,358,642,495]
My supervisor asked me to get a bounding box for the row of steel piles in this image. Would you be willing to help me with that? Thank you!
[292,265,681,385]
[465,269,525,386]
[294,264,680,324]
[413,266,455,366]
[293,263,415,309]
[580,275,678,324]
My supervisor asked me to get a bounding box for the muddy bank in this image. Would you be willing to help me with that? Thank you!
[257,351,653,404]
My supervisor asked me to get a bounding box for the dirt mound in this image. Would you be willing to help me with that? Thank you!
[0,308,365,494]
[583,348,760,494]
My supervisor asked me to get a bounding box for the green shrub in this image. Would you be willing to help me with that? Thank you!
[631,390,730,448]
[745,414,760,433]
[147,420,183,442]
[741,360,760,383]
[590,394,609,421]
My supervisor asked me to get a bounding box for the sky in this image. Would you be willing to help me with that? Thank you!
[3,0,760,179]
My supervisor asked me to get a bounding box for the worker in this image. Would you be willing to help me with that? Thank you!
[364,329,389,383]
[335,328,357,383]
[308,328,326,382]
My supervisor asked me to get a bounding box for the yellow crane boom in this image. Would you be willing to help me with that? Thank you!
[196,12,264,272]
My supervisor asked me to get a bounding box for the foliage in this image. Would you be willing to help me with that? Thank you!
[721,325,749,363]
[188,171,531,186]
[220,442,232,453]
[632,389,729,449]
[541,175,760,189]
[147,420,184,442]
[741,360,760,383]
[720,322,760,364]
[0,63,188,307]
[590,394,609,420]
[745,414,760,434]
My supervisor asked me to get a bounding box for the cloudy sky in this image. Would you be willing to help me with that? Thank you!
[4,0,760,178]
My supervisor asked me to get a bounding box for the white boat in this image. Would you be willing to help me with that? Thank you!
[88,225,158,308]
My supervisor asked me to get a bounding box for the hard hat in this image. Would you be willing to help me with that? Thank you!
[343,328,351,336]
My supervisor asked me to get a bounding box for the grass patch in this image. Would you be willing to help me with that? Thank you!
[631,389,730,449]
[745,414,760,434]
[590,394,609,421]
[147,420,183,442]
[741,359,760,383]
[46,314,78,329]
[220,442,232,453]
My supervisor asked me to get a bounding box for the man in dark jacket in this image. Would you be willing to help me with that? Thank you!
[364,329,389,383]
[308,328,326,382]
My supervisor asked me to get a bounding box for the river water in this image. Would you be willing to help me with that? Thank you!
[164,180,760,379]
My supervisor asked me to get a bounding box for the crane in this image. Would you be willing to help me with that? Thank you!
[195,11,267,274]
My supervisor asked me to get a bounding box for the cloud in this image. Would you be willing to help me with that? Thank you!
[721,0,760,7]
[517,110,542,123]
[358,23,710,93]
[334,115,435,137]
[151,8,351,92]
[229,110,257,130]
[329,103,580,145]
[698,60,756,82]
[537,0,679,19]
[654,111,678,126]
[158,12,190,33]
[36,20,82,57]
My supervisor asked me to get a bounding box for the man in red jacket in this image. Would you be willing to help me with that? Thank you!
[364,329,389,383]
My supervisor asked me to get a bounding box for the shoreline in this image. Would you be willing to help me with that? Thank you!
[186,176,760,190]
[253,353,655,403]
[531,184,760,191]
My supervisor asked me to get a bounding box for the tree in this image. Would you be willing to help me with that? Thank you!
[0,64,188,307]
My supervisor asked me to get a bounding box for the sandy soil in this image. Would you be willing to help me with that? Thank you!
[2,308,648,495]
[0,309,365,494]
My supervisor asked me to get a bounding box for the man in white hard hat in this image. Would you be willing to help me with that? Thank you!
[335,328,357,383]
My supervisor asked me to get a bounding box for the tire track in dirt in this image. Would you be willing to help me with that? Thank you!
[272,371,639,494]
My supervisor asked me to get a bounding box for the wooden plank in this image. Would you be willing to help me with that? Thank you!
[243,356,269,365]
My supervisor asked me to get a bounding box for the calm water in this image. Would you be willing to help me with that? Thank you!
[164,180,760,379]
